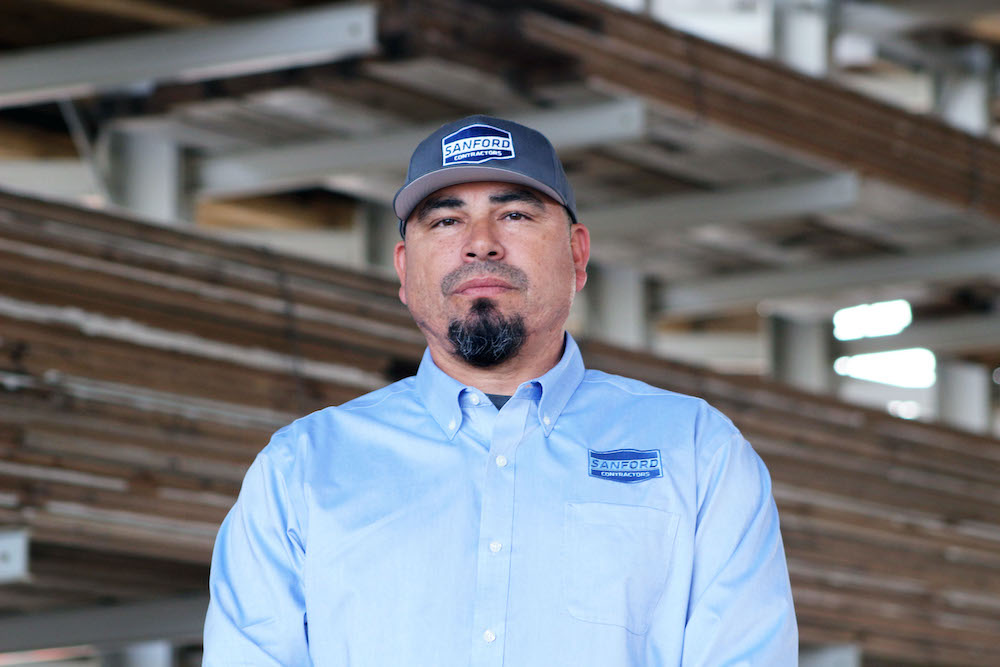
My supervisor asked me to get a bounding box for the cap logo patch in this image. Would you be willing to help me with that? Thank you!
[442,123,515,166]
[589,449,662,484]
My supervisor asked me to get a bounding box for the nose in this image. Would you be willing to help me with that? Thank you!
[462,218,504,261]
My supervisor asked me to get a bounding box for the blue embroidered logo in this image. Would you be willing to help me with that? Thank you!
[589,449,662,484]
[442,124,515,165]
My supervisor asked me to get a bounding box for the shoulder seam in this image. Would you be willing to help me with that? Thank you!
[340,383,412,412]
[580,374,699,400]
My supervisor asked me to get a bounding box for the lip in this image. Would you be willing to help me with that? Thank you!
[452,277,516,296]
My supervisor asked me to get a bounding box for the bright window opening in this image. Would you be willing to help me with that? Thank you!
[834,348,937,388]
[833,299,912,341]
[887,399,922,420]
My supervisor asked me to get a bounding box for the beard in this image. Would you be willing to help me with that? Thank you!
[447,298,526,368]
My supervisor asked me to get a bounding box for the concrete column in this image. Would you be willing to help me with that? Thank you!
[801,644,862,667]
[994,366,1000,438]
[586,264,649,349]
[104,121,190,224]
[768,315,834,393]
[934,45,994,136]
[102,640,174,667]
[773,0,831,77]
[363,203,402,274]
[937,358,992,434]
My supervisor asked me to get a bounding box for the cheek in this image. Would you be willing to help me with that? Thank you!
[403,266,450,318]
[548,248,578,286]
[526,253,576,305]
[406,268,435,303]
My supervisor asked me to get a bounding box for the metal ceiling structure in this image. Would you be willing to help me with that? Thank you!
[0,2,997,387]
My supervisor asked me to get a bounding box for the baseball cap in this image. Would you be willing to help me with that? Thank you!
[393,114,577,236]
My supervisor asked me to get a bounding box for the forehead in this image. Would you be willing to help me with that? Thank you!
[412,181,557,213]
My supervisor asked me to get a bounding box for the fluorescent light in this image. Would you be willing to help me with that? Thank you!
[834,348,936,388]
[833,298,912,341]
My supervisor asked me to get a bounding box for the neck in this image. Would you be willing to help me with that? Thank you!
[427,331,565,395]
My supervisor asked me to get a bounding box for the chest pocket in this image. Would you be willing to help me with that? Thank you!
[563,502,679,634]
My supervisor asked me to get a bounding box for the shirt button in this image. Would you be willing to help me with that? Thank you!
[489,541,502,553]
[470,394,480,405]
[543,415,551,425]
[495,455,507,468]
[448,419,456,430]
[483,629,496,643]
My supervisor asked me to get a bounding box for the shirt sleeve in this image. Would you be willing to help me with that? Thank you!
[681,430,798,666]
[203,435,310,666]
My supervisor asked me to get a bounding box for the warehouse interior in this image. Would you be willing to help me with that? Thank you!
[0,0,999,665]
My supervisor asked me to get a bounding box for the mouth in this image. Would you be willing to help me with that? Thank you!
[452,277,516,298]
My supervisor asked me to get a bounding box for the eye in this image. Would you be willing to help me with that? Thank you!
[503,211,530,221]
[430,217,460,228]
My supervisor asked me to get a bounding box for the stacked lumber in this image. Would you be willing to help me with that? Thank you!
[1,190,999,664]
[0,190,424,612]
[400,0,1000,220]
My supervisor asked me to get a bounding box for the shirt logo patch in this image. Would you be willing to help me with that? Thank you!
[442,124,515,165]
[588,449,662,484]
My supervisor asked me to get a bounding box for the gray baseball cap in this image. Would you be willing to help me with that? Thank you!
[393,114,577,236]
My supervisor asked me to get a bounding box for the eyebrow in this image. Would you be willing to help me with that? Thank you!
[489,189,545,209]
[413,187,547,223]
[414,195,465,221]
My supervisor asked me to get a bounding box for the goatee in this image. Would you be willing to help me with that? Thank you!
[447,298,526,368]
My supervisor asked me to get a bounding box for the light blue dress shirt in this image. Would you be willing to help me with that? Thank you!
[204,334,797,665]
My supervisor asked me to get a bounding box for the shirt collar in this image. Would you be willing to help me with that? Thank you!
[414,333,586,439]
[415,347,466,440]
[534,333,585,436]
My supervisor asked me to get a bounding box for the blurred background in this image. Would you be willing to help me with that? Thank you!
[0,0,998,665]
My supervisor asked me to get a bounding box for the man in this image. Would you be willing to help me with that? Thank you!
[204,116,798,665]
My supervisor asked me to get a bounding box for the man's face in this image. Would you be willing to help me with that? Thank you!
[394,181,590,368]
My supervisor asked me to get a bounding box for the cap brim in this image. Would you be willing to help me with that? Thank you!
[393,165,567,222]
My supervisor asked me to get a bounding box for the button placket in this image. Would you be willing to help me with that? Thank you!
[468,395,531,667]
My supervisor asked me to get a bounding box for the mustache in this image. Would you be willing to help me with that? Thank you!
[440,262,529,295]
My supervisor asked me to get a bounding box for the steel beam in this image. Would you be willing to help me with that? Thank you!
[0,159,95,199]
[585,172,858,240]
[658,243,1000,316]
[196,98,646,198]
[653,331,763,368]
[0,3,376,108]
[840,314,1000,355]
[841,1,1000,38]
[0,595,207,653]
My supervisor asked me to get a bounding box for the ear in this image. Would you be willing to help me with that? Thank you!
[393,240,408,305]
[570,223,590,292]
